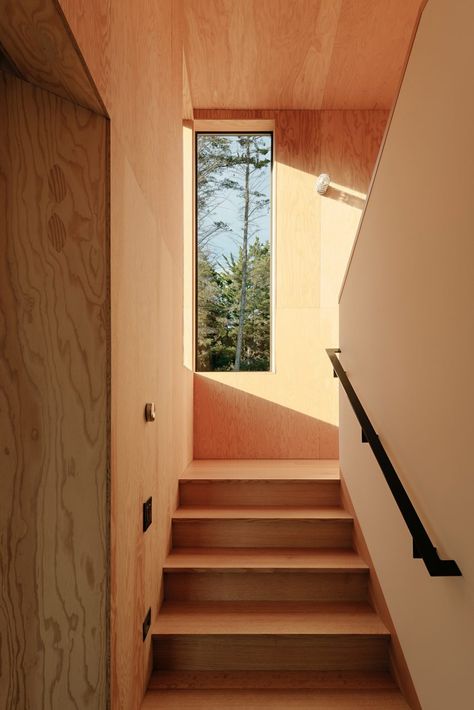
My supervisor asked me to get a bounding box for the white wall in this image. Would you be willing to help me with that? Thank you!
[339,1,474,707]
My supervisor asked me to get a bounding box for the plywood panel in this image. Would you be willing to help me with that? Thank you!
[0,70,107,708]
[322,0,423,109]
[164,571,368,602]
[51,0,111,108]
[184,0,341,110]
[154,635,389,672]
[57,2,195,709]
[143,688,411,709]
[110,129,159,709]
[0,0,105,113]
[184,0,424,110]
[193,109,387,459]
[183,51,193,120]
[147,670,399,690]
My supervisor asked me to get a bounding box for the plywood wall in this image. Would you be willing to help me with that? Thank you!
[57,1,193,708]
[0,70,108,709]
[194,109,387,459]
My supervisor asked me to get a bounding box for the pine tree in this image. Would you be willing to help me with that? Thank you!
[196,134,271,371]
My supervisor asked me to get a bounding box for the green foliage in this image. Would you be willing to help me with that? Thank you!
[197,239,270,371]
[196,133,271,371]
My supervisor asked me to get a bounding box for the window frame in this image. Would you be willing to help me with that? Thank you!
[194,129,275,373]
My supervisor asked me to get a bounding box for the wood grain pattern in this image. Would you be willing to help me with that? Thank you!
[154,635,389,672]
[57,2,196,708]
[145,461,413,706]
[193,109,388,459]
[148,669,398,690]
[184,0,424,109]
[143,688,411,709]
[172,517,353,549]
[182,459,340,479]
[53,0,112,108]
[180,479,341,507]
[0,0,105,113]
[153,600,389,635]
[0,70,108,708]
[164,547,368,571]
[164,570,368,602]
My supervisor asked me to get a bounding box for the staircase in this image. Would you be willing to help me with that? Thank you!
[142,460,411,709]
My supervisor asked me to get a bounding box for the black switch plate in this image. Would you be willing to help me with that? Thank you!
[143,608,151,641]
[143,496,152,532]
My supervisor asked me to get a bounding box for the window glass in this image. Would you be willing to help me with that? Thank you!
[196,133,272,372]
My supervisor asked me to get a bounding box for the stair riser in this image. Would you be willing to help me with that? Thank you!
[143,689,410,709]
[164,571,368,602]
[179,481,340,507]
[172,519,353,548]
[153,635,389,672]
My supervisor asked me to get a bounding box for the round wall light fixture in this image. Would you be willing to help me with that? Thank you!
[315,173,331,195]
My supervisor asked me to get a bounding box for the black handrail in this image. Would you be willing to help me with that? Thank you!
[327,348,461,577]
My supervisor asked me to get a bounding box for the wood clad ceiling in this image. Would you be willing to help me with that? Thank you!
[184,0,425,110]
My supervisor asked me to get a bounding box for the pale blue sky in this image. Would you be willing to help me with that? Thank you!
[197,133,272,269]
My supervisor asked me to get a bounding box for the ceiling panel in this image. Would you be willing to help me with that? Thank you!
[184,0,425,110]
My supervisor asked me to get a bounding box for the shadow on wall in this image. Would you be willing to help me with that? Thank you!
[193,109,389,199]
[194,375,339,460]
[324,185,366,210]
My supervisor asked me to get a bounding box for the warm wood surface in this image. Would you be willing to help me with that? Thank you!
[57,2,195,709]
[142,688,410,709]
[182,459,340,479]
[173,518,353,549]
[0,0,105,113]
[143,460,412,705]
[164,548,367,571]
[184,0,424,109]
[154,635,389,672]
[180,480,341,507]
[193,109,388,460]
[164,571,368,603]
[164,547,368,606]
[153,601,388,636]
[172,507,354,548]
[180,462,341,506]
[0,70,108,708]
[174,506,351,520]
[148,669,398,690]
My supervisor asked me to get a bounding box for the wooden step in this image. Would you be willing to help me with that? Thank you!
[142,688,411,709]
[152,601,390,672]
[164,548,369,601]
[172,507,353,548]
[180,460,340,507]
[148,669,398,690]
[183,460,341,480]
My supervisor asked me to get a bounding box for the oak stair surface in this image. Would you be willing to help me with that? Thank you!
[142,460,411,709]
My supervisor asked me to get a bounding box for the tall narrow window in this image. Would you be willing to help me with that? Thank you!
[196,132,272,372]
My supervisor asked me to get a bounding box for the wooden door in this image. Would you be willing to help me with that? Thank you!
[0,69,109,708]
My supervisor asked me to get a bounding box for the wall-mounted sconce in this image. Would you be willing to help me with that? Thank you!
[315,173,331,195]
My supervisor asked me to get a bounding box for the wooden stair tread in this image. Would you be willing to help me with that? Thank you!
[148,670,398,690]
[142,688,410,709]
[173,506,352,520]
[164,548,368,572]
[153,601,389,636]
[182,459,340,481]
